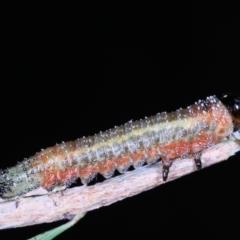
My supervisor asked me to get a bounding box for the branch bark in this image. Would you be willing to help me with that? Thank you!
[0,139,239,229]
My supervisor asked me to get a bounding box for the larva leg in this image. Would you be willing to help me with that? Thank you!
[162,159,173,181]
[162,166,169,181]
[193,152,202,170]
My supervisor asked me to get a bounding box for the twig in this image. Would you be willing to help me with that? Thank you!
[0,139,239,229]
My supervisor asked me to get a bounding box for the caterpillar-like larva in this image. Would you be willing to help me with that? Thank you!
[1,94,240,199]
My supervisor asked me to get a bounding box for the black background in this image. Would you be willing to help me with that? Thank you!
[1,1,240,239]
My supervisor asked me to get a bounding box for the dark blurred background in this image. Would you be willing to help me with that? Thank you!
[1,1,240,239]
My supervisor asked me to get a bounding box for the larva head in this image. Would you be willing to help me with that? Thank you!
[219,93,240,130]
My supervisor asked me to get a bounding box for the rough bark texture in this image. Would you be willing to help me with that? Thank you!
[0,139,239,229]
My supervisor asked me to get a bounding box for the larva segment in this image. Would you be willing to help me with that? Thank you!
[0,95,236,199]
[97,159,116,179]
[116,155,132,173]
[77,164,98,185]
[145,148,160,164]
[131,150,146,168]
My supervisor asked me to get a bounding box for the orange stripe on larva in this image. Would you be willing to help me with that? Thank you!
[1,95,238,199]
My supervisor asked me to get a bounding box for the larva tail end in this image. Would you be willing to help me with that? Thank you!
[0,166,41,199]
[0,175,13,199]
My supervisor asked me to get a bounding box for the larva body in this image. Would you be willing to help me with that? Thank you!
[0,95,239,199]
